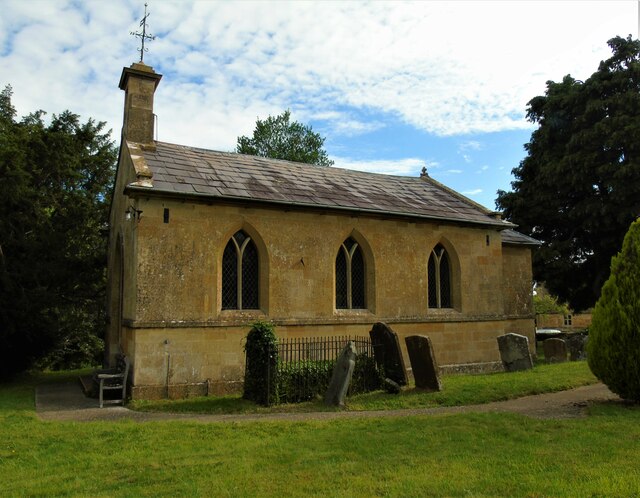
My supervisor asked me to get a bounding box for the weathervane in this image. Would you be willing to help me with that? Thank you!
[130,3,155,63]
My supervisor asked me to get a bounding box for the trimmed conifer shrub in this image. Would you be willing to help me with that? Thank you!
[243,321,278,405]
[587,219,640,401]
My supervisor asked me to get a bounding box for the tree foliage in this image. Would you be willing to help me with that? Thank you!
[236,110,334,166]
[0,85,117,377]
[243,321,278,406]
[533,293,569,316]
[496,36,640,311]
[587,219,640,401]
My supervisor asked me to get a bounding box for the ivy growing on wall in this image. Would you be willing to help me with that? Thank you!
[243,321,278,405]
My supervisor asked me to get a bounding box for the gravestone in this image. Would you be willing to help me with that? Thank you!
[405,335,441,391]
[543,338,568,363]
[383,378,401,394]
[324,341,356,407]
[369,322,408,386]
[497,333,533,372]
[566,333,588,361]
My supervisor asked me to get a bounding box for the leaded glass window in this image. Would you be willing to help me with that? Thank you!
[428,244,452,308]
[222,230,259,310]
[336,237,366,309]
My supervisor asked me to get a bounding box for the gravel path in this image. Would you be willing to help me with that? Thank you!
[36,381,620,423]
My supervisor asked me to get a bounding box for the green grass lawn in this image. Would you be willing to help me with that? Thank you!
[130,360,597,414]
[2,363,640,497]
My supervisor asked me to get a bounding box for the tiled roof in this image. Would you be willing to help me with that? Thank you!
[130,141,515,228]
[501,229,541,246]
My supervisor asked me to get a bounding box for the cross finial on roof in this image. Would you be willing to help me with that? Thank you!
[130,3,156,63]
[420,166,429,178]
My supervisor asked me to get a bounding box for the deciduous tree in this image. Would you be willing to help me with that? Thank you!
[237,110,334,166]
[496,36,640,311]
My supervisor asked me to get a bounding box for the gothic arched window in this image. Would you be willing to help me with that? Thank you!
[222,230,259,310]
[428,244,452,308]
[336,237,366,309]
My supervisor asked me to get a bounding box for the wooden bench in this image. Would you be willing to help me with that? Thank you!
[93,354,130,408]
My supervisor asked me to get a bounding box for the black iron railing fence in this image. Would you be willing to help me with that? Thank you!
[275,335,381,404]
[278,335,372,362]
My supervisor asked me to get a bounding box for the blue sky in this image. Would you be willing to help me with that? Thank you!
[1,1,637,209]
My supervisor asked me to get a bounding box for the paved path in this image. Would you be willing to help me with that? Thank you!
[35,381,621,423]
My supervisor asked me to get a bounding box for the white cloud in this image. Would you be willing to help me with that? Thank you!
[330,118,385,137]
[332,157,425,176]
[425,160,441,170]
[445,169,463,175]
[459,140,482,151]
[463,189,483,196]
[0,0,635,150]
[308,110,386,137]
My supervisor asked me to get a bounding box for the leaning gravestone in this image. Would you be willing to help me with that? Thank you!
[383,378,401,394]
[405,335,442,391]
[497,333,533,372]
[369,322,408,386]
[566,333,588,361]
[324,341,357,407]
[543,338,568,363]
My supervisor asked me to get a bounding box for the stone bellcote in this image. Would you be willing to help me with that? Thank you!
[118,62,162,144]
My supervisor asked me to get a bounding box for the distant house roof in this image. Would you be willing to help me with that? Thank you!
[501,229,541,246]
[125,141,516,230]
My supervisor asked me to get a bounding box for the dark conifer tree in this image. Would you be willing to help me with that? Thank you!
[496,36,640,310]
[0,86,117,376]
[588,219,640,401]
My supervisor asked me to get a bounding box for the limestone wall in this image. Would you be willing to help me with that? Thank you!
[130,198,511,324]
[114,195,536,398]
[501,245,534,317]
[129,317,534,399]
[536,313,592,330]
[106,150,140,364]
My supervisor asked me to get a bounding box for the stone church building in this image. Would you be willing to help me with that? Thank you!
[107,62,538,399]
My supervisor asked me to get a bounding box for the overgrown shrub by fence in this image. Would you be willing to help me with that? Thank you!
[244,326,382,405]
[243,321,278,405]
[277,336,381,404]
